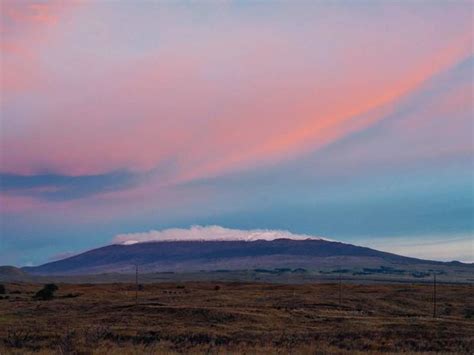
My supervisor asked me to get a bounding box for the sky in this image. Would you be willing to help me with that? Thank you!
[0,0,473,266]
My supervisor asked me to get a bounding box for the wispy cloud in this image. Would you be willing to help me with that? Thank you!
[362,235,473,263]
[2,1,471,182]
[0,170,140,201]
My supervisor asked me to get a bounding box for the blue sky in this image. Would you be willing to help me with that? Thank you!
[1,0,473,265]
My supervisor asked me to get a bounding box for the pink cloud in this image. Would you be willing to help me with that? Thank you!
[1,2,472,188]
[0,0,79,97]
[0,193,40,213]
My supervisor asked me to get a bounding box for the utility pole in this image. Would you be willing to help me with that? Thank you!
[338,267,342,308]
[433,272,437,318]
[135,264,138,306]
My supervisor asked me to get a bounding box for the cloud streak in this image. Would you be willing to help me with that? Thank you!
[0,170,140,201]
[362,235,474,263]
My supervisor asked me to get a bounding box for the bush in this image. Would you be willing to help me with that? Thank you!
[34,283,58,300]
[0,284,5,294]
[464,308,474,319]
[5,329,33,348]
[57,330,77,354]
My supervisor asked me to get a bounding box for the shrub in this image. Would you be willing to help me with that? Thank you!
[464,308,474,319]
[0,284,5,294]
[214,285,221,291]
[57,330,76,354]
[34,283,58,300]
[83,325,112,344]
[5,329,33,348]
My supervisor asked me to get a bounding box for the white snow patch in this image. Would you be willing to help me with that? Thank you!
[113,225,328,245]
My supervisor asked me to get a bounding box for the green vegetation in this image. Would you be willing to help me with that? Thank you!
[412,271,431,278]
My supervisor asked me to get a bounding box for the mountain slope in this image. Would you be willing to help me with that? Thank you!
[22,239,457,276]
[0,266,29,281]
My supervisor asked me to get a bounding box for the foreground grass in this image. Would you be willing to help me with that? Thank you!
[0,282,473,354]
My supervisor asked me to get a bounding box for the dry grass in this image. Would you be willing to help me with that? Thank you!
[0,282,473,354]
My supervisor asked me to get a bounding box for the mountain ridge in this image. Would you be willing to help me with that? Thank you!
[22,238,471,276]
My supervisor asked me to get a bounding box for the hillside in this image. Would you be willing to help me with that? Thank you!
[22,239,470,277]
[0,266,28,281]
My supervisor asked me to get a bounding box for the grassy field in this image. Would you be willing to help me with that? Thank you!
[0,282,473,354]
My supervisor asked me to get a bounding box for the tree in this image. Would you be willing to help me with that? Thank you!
[34,284,58,300]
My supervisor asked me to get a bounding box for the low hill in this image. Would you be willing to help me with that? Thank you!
[0,266,29,281]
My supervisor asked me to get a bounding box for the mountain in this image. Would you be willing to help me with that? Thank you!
[22,238,469,276]
[0,265,29,281]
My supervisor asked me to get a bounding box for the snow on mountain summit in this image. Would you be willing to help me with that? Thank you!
[113,225,327,245]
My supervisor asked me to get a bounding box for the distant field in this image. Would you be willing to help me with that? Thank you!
[0,282,473,354]
[3,265,474,285]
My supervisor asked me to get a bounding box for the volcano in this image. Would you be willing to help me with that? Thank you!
[21,238,468,276]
